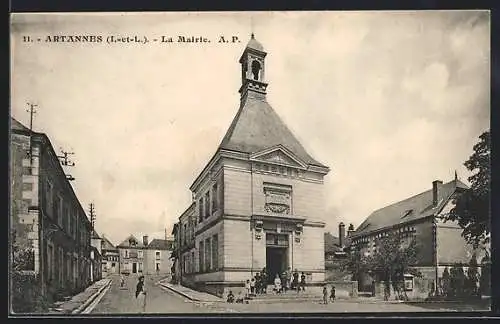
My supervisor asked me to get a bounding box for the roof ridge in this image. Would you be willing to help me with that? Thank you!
[369,179,458,214]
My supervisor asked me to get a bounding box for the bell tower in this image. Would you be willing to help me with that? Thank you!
[239,34,268,102]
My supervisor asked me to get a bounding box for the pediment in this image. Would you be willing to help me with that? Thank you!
[250,145,308,169]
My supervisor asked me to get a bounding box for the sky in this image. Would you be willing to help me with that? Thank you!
[10,11,490,245]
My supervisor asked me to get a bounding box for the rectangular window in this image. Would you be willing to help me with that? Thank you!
[47,181,54,217]
[204,192,210,219]
[57,195,63,227]
[212,234,219,271]
[47,244,53,280]
[191,251,195,273]
[155,251,161,260]
[183,224,187,245]
[212,183,218,213]
[62,203,68,233]
[198,198,203,222]
[59,248,64,285]
[205,237,211,271]
[199,241,204,272]
[138,250,143,259]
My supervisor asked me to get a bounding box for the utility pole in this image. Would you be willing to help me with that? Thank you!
[26,102,38,162]
[57,148,76,181]
[89,203,96,232]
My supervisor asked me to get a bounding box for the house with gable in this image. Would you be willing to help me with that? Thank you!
[117,234,147,275]
[101,235,119,276]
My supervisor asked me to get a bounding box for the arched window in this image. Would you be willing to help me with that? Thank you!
[251,60,261,80]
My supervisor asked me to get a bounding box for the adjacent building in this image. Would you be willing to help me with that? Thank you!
[90,230,103,282]
[10,117,93,302]
[117,234,174,276]
[175,34,330,297]
[350,177,487,292]
[144,238,174,276]
[101,236,119,276]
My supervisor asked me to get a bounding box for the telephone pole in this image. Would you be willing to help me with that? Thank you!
[26,102,38,161]
[57,148,76,181]
[89,203,96,232]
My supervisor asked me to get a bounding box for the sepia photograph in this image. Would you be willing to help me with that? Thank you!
[9,10,491,315]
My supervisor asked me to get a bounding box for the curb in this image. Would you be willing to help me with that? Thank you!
[72,279,113,314]
[159,283,202,302]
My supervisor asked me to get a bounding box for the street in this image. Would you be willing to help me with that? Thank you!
[91,274,230,313]
[90,274,488,314]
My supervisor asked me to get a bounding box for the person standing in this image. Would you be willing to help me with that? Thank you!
[285,267,292,293]
[250,277,256,296]
[274,274,282,294]
[255,272,261,295]
[135,275,147,313]
[323,286,329,304]
[245,279,251,299]
[292,269,299,291]
[330,286,336,303]
[300,272,306,292]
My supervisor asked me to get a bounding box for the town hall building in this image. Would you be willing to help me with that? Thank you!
[175,34,330,297]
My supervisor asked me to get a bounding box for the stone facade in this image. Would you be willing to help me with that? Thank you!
[175,35,330,297]
[351,179,487,295]
[116,234,173,276]
[10,118,93,302]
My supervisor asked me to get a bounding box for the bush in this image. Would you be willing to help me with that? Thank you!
[11,272,49,314]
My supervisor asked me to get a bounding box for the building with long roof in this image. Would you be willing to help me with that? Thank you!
[175,34,330,297]
[10,117,93,304]
[350,177,488,293]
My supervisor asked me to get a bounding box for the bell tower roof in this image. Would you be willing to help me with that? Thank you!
[217,35,328,169]
[246,33,265,52]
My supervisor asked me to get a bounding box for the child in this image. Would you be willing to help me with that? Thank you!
[330,286,336,303]
[235,291,245,304]
[227,290,235,303]
[323,286,328,304]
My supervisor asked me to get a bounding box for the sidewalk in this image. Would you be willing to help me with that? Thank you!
[158,279,224,303]
[48,278,113,314]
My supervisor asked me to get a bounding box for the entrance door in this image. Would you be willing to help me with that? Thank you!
[266,247,288,284]
[132,262,137,273]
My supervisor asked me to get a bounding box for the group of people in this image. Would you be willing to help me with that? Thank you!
[322,285,336,304]
[271,268,307,294]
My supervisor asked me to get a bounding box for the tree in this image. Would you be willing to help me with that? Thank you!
[366,232,420,300]
[448,131,490,248]
[11,230,48,313]
[340,247,370,284]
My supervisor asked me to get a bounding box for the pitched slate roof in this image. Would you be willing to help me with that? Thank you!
[91,229,100,239]
[148,239,174,250]
[353,179,469,237]
[117,234,145,248]
[11,117,31,133]
[101,236,117,250]
[219,95,327,168]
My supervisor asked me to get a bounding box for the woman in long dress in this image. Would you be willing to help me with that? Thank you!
[135,275,147,313]
[273,274,282,294]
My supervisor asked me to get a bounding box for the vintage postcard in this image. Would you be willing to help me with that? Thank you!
[9,11,491,315]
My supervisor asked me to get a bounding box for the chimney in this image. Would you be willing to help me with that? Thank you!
[347,224,355,237]
[339,222,346,248]
[432,180,443,206]
[143,235,149,246]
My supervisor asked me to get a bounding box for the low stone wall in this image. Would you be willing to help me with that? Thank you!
[374,278,434,301]
[324,281,358,298]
